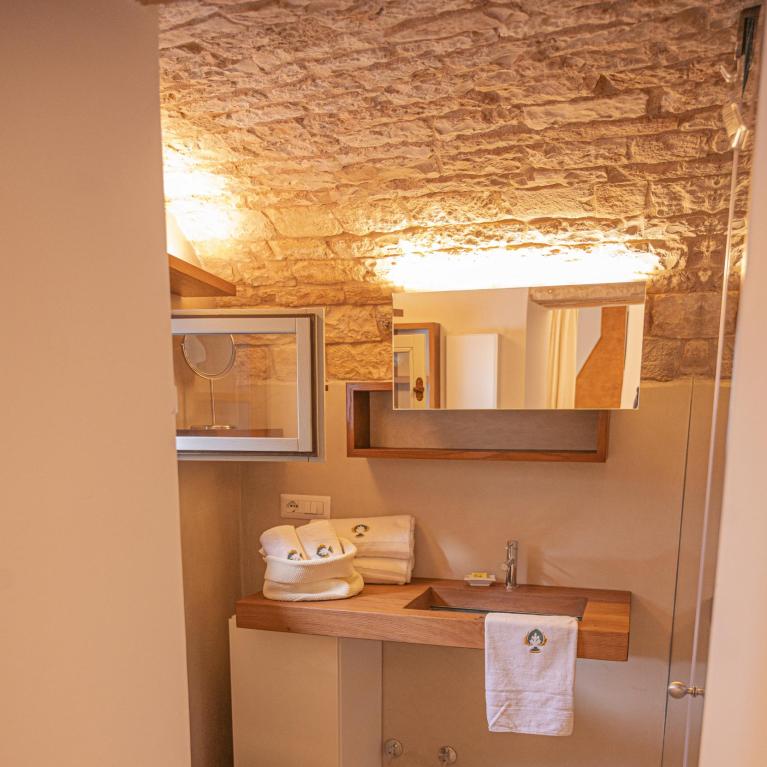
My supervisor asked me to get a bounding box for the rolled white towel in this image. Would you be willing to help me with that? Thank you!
[331,515,414,560]
[297,520,342,560]
[259,524,306,561]
[354,556,413,585]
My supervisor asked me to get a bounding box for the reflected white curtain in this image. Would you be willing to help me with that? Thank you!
[546,308,578,408]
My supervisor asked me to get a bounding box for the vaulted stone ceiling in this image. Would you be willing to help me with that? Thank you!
[157,0,751,380]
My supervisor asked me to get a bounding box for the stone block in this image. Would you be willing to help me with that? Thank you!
[594,182,647,218]
[344,282,395,305]
[641,338,683,382]
[325,341,392,381]
[679,339,716,377]
[264,206,343,238]
[291,259,373,284]
[651,292,737,339]
[275,286,346,307]
[334,200,411,236]
[268,238,333,260]
[522,93,647,130]
[235,259,295,287]
[325,305,386,344]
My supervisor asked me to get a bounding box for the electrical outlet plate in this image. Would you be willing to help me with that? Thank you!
[280,494,331,520]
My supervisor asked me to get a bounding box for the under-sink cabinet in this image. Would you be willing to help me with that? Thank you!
[229,620,381,767]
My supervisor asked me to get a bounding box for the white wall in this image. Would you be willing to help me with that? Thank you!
[0,2,191,766]
[699,22,767,765]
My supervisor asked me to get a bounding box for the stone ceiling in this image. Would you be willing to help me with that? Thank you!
[157,0,753,380]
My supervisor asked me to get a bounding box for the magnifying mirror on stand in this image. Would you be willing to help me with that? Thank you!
[182,334,237,430]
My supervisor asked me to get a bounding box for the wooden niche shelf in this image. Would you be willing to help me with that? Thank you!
[347,382,609,463]
[168,254,237,297]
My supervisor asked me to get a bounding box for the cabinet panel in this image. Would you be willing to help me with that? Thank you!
[229,619,382,767]
[172,311,323,458]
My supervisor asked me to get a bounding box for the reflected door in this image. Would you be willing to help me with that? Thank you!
[393,333,427,410]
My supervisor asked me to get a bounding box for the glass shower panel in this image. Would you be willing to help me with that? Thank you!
[662,7,761,762]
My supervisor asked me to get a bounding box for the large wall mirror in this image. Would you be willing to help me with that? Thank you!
[392,282,646,411]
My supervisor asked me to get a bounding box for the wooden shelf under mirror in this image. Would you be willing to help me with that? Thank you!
[346,382,610,462]
[168,254,237,297]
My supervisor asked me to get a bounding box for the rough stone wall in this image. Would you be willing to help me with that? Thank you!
[158,0,756,381]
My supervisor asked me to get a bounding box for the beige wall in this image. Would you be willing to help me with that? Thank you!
[178,463,242,767]
[700,20,767,765]
[238,380,702,765]
[0,2,190,766]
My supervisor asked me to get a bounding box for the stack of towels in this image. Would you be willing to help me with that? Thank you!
[259,514,416,586]
[330,514,415,585]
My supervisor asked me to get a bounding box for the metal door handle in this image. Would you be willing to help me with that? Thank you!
[668,681,704,699]
[413,377,425,401]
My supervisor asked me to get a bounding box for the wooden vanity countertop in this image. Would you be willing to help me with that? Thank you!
[235,579,631,662]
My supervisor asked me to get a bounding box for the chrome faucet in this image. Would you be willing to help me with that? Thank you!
[504,540,519,590]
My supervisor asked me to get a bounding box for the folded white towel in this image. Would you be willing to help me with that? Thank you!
[354,556,413,585]
[484,612,577,736]
[297,520,342,560]
[259,525,306,561]
[331,515,414,560]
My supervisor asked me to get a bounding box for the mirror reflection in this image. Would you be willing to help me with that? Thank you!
[392,283,646,411]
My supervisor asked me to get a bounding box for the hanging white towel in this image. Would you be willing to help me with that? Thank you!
[484,612,577,736]
[259,525,307,562]
[297,520,343,560]
[354,556,413,585]
[331,515,414,560]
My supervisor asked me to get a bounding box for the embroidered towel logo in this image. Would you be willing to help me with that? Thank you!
[316,544,334,558]
[352,523,369,538]
[524,628,548,654]
[286,549,303,561]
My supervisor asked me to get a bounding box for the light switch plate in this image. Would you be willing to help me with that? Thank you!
[280,493,331,520]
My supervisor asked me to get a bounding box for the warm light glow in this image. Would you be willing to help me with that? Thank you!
[163,149,240,241]
[376,239,660,292]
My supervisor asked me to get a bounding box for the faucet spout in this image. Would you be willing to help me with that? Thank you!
[505,540,519,590]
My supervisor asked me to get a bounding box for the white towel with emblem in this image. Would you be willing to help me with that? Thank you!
[484,612,577,736]
[297,520,343,560]
[330,514,414,560]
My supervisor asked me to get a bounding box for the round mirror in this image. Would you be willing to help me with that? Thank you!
[182,334,236,380]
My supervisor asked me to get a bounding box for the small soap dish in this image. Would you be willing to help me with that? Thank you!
[464,572,497,587]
